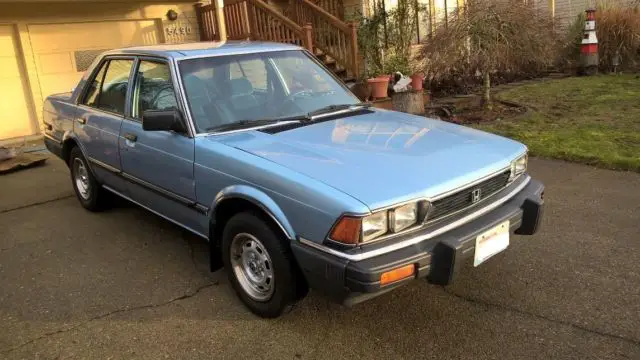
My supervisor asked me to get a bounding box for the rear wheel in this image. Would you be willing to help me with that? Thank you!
[68,147,109,211]
[222,212,307,318]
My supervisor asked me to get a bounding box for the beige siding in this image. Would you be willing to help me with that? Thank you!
[535,0,637,28]
[0,1,199,140]
[555,0,596,27]
[0,25,37,139]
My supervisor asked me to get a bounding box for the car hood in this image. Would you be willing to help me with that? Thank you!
[211,109,527,210]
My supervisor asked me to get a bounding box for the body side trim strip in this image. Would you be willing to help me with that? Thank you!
[299,176,531,262]
[102,185,209,239]
[88,157,209,213]
[120,172,194,207]
[87,156,120,173]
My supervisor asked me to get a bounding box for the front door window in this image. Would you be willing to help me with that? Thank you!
[132,60,179,119]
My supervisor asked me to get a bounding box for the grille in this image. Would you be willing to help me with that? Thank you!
[428,170,511,222]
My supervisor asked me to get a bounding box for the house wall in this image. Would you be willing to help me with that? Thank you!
[534,0,638,28]
[0,1,200,141]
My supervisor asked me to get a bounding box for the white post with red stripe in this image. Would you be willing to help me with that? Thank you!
[580,8,599,74]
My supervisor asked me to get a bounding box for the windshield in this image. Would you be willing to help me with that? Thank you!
[178,50,359,132]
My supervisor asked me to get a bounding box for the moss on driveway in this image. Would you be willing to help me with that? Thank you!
[474,75,640,172]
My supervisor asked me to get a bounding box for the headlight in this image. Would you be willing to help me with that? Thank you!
[329,202,423,245]
[390,203,418,233]
[362,211,388,242]
[510,153,528,181]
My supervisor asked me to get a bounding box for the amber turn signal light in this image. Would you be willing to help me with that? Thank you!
[380,264,415,286]
[329,216,361,244]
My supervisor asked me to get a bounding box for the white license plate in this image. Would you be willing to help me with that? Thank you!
[474,221,510,267]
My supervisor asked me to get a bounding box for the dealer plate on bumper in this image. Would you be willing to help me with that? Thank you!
[474,221,510,267]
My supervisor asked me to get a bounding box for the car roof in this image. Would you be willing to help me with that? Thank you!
[105,41,303,59]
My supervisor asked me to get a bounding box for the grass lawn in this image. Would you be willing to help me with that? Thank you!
[474,75,640,172]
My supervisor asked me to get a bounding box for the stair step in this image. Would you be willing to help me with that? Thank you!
[324,58,336,66]
[333,65,346,73]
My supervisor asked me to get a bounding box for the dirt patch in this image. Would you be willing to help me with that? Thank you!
[426,95,527,124]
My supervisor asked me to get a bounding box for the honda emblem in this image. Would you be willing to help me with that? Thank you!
[471,188,482,203]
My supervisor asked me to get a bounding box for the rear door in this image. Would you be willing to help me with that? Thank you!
[75,57,135,193]
[119,57,201,234]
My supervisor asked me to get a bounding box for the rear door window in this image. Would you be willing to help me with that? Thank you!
[82,59,134,116]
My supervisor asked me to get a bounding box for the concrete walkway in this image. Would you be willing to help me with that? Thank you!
[1,156,639,359]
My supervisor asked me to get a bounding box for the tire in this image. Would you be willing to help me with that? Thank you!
[68,146,109,212]
[222,212,307,318]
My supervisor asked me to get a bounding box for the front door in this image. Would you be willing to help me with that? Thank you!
[75,57,135,193]
[119,58,202,234]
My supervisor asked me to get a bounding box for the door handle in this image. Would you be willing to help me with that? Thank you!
[76,117,87,125]
[123,133,137,142]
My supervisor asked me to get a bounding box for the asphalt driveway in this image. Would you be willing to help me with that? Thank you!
[1,155,639,359]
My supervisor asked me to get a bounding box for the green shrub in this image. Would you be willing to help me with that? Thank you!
[349,9,385,78]
[559,12,586,71]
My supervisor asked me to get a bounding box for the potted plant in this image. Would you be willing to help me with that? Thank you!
[410,72,424,91]
[367,70,390,99]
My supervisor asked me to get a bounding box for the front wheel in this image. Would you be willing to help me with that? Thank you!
[222,212,307,318]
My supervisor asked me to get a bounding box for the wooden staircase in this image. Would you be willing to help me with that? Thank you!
[314,48,354,82]
[195,0,359,82]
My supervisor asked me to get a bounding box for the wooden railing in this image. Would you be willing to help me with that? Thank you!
[313,0,344,20]
[224,0,313,51]
[194,3,220,41]
[195,0,358,78]
[288,0,359,78]
[224,0,251,39]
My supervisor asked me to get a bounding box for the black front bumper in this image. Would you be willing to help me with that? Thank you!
[291,177,544,306]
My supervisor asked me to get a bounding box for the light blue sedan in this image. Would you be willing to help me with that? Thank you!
[43,42,544,318]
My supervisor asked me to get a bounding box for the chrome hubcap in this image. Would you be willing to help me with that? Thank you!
[230,233,274,301]
[73,158,90,200]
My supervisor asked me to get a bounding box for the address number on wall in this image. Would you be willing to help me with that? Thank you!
[165,25,192,37]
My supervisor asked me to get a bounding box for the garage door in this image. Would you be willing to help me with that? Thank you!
[0,25,36,140]
[28,20,161,112]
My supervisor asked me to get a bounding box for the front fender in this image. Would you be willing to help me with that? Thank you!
[211,185,296,240]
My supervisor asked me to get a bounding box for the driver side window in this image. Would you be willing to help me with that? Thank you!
[132,60,178,119]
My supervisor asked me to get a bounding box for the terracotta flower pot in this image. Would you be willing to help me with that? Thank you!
[410,73,424,91]
[367,77,389,99]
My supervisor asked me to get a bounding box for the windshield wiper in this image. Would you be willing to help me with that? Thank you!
[306,103,371,118]
[206,115,308,132]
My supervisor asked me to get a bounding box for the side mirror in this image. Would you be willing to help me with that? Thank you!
[142,108,187,133]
